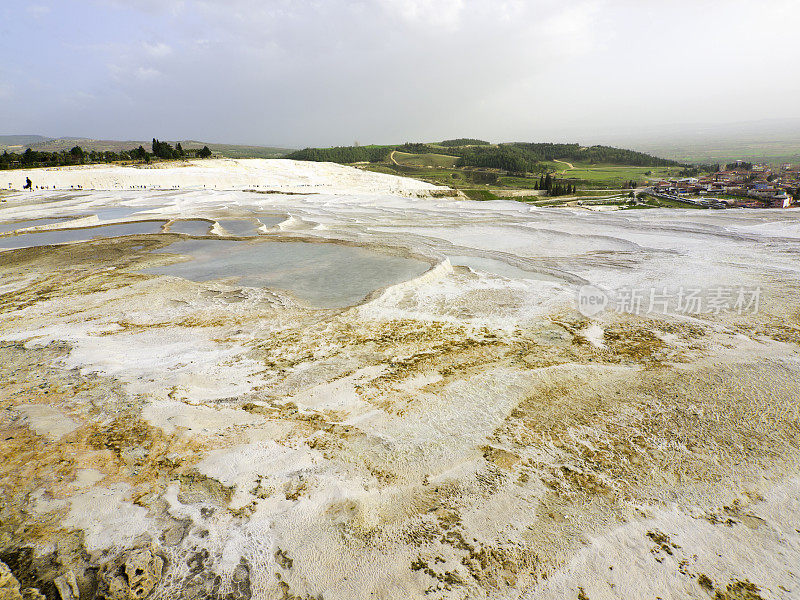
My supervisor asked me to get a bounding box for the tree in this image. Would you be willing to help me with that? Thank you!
[198,146,212,159]
[440,139,490,147]
[152,138,178,159]
[0,144,165,171]
[131,145,148,161]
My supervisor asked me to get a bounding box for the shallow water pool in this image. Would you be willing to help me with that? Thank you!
[216,219,263,236]
[449,255,563,282]
[169,220,214,236]
[0,218,72,234]
[256,215,286,229]
[91,206,157,221]
[0,221,167,250]
[142,239,430,308]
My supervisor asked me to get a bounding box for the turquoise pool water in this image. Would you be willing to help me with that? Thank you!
[142,239,429,308]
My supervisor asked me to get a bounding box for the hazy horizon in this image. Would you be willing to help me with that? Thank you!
[2,1,799,148]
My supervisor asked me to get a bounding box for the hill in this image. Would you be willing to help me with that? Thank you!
[0,136,293,159]
[286,139,684,200]
[439,138,490,147]
[288,141,677,170]
[0,135,52,149]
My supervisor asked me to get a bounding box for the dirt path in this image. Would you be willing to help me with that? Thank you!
[390,150,399,166]
[553,158,575,172]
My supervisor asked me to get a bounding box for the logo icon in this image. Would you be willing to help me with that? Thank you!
[577,285,609,317]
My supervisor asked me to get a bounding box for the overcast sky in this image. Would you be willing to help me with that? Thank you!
[1,0,799,147]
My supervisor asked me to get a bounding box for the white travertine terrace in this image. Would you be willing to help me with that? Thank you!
[1,161,799,600]
[3,158,448,196]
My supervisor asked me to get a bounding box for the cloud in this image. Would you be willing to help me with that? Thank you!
[107,63,161,84]
[63,90,97,106]
[134,67,161,81]
[26,4,51,18]
[143,42,172,58]
[91,0,184,15]
[380,0,465,30]
[3,0,800,145]
[536,1,602,58]
[0,82,13,100]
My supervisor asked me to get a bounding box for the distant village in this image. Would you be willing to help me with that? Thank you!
[650,161,800,208]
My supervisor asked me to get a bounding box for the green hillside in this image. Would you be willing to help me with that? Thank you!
[392,151,460,168]
[287,139,687,200]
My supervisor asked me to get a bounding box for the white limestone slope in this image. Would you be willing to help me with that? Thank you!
[3,183,800,600]
[1,158,448,196]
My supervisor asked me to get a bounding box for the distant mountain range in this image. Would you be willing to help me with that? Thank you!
[0,136,293,159]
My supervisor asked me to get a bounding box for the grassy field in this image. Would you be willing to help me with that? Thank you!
[328,154,706,210]
[357,149,710,209]
[496,175,539,189]
[362,158,694,201]
[540,160,571,172]
[204,143,292,159]
[392,151,460,168]
[635,193,705,209]
[362,163,508,201]
[461,189,500,201]
[559,164,684,187]
[363,164,495,188]
[499,164,684,190]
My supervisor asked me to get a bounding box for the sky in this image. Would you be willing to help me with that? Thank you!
[1,0,799,148]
